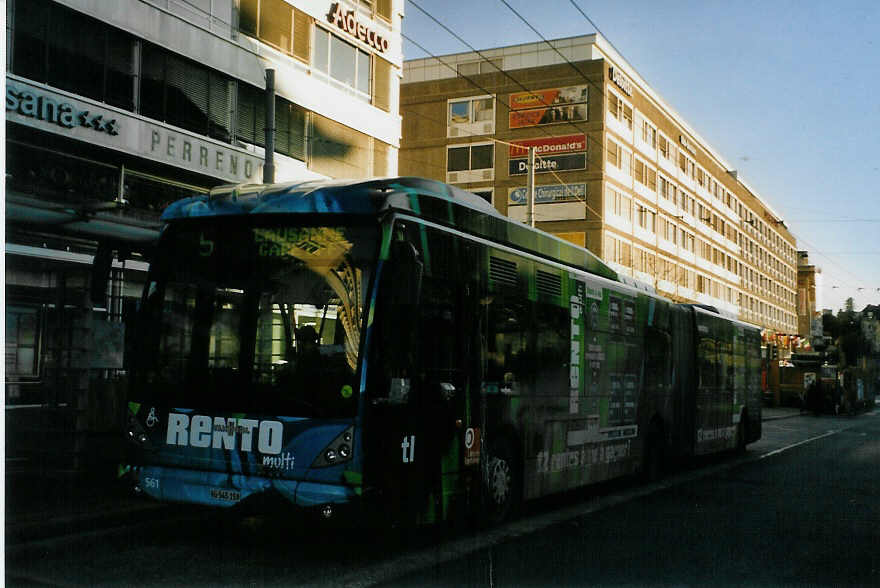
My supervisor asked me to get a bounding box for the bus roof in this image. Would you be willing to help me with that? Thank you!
[161,176,630,286]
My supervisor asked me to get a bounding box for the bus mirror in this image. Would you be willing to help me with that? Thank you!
[388,240,423,307]
[439,382,456,401]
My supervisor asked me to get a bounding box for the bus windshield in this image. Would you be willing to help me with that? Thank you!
[134,220,377,418]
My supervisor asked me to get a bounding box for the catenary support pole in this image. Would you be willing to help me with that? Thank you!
[526,146,536,227]
[263,69,276,184]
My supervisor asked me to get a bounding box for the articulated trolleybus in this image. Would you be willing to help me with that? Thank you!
[123,177,761,525]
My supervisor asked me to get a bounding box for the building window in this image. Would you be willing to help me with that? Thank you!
[446,143,494,183]
[355,0,393,22]
[634,158,656,190]
[235,83,307,161]
[448,144,493,171]
[448,95,495,137]
[449,96,494,125]
[606,138,631,176]
[636,205,655,233]
[620,148,632,177]
[696,167,708,189]
[607,91,632,130]
[658,175,674,203]
[471,189,493,203]
[373,57,392,112]
[641,120,657,148]
[239,0,311,62]
[313,28,371,100]
[124,170,210,217]
[607,187,632,221]
[5,306,40,377]
[663,217,677,243]
[678,151,695,179]
[12,0,135,111]
[680,230,695,253]
[606,139,619,167]
[6,141,120,205]
[457,58,503,76]
[680,192,695,216]
[141,44,233,143]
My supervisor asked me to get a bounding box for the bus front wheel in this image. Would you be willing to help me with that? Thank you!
[735,417,747,454]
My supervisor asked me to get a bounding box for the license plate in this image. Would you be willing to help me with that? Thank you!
[209,488,241,502]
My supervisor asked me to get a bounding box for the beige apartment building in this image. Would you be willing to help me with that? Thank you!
[399,33,797,334]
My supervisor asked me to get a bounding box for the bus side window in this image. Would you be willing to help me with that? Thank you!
[418,276,458,384]
[486,295,530,391]
[371,225,422,403]
[645,327,671,391]
[698,335,717,388]
[533,303,569,395]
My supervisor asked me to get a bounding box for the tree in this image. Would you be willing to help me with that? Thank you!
[835,305,868,369]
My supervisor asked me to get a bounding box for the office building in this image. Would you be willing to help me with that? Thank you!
[5,0,403,469]
[400,33,797,334]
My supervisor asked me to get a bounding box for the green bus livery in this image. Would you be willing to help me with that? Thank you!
[121,177,761,525]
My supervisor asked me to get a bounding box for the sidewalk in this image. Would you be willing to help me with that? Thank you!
[5,406,806,546]
[4,431,178,547]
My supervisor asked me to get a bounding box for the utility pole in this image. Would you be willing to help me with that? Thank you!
[526,146,536,228]
[263,69,276,184]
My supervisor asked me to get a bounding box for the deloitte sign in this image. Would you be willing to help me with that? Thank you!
[508,152,586,176]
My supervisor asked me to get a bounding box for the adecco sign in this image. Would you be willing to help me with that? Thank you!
[327,2,390,52]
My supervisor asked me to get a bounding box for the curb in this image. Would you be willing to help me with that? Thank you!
[762,413,803,422]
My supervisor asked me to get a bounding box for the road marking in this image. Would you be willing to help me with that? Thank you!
[341,425,850,588]
[757,430,838,461]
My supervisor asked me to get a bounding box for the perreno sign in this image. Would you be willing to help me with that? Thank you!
[509,134,586,158]
[327,2,390,53]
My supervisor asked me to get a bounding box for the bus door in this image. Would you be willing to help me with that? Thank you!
[364,226,470,524]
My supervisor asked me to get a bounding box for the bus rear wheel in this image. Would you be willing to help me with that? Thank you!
[482,436,519,525]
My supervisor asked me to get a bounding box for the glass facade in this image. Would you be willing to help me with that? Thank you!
[314,28,372,100]
[12,0,135,111]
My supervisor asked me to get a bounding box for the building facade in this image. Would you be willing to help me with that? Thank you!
[400,34,797,334]
[5,0,403,470]
[797,250,819,339]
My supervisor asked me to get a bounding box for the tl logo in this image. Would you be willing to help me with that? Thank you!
[401,435,416,463]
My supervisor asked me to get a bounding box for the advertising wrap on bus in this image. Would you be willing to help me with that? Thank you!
[120,177,762,527]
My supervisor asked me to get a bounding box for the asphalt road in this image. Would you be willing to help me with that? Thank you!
[7,412,879,587]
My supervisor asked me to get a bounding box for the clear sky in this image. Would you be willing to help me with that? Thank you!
[401,0,880,314]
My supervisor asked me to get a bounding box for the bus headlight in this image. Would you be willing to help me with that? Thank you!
[126,414,150,446]
[312,426,355,468]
